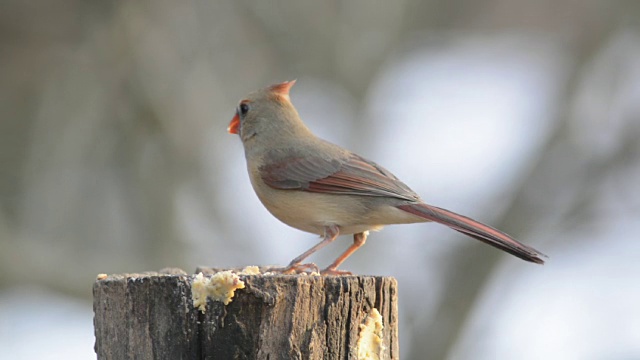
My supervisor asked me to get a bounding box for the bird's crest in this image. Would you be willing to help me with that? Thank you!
[268,80,296,102]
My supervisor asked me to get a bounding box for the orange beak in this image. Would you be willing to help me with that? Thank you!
[227,113,240,134]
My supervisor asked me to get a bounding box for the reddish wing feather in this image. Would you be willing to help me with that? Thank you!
[260,156,341,189]
[260,152,420,202]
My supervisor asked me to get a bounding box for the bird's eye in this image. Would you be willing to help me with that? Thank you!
[239,103,250,116]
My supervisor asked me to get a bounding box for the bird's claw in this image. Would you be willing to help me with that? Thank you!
[270,263,352,276]
[320,267,352,276]
[279,262,320,275]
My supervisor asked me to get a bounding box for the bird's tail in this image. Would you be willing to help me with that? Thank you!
[396,203,546,264]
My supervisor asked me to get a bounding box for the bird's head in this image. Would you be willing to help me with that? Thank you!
[228,80,309,144]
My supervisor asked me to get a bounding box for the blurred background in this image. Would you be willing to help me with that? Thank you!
[1,0,640,359]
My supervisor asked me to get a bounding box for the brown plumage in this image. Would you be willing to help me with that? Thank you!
[228,80,546,274]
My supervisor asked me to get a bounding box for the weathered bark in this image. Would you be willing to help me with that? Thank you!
[93,267,399,360]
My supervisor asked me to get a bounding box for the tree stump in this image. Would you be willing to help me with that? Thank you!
[93,267,399,360]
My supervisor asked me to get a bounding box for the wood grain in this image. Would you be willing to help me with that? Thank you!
[93,268,398,360]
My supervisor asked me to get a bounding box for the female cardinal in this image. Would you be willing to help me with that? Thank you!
[228,80,545,275]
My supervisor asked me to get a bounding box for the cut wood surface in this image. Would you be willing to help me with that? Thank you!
[93,267,399,360]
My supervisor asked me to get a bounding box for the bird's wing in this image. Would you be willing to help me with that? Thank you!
[260,150,421,202]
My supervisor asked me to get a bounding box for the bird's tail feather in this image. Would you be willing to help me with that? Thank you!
[396,203,546,264]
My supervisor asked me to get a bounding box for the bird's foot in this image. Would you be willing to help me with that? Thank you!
[320,267,352,276]
[279,262,320,275]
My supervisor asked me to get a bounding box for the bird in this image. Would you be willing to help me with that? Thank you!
[227,80,546,275]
